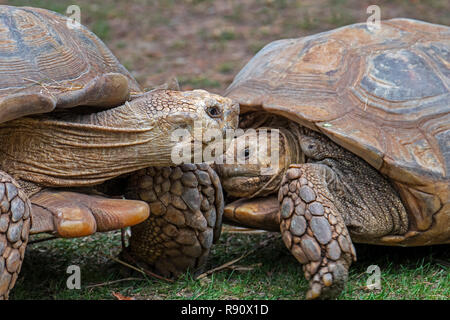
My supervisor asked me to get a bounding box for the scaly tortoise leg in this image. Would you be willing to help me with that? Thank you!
[124,163,223,278]
[279,164,356,299]
[0,171,31,299]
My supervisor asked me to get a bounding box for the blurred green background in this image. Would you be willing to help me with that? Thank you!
[0,0,448,300]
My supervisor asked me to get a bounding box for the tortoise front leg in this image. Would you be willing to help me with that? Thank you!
[279,164,356,299]
[0,171,31,299]
[124,164,223,278]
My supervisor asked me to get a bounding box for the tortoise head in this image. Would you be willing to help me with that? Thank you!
[174,89,239,139]
[0,89,240,188]
[215,126,303,198]
[159,89,239,164]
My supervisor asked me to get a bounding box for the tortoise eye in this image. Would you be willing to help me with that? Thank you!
[244,147,250,159]
[206,106,221,118]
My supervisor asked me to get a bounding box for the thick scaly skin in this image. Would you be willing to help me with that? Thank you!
[0,89,237,297]
[218,121,409,299]
[279,165,356,299]
[0,171,31,299]
[124,164,223,277]
[0,89,238,188]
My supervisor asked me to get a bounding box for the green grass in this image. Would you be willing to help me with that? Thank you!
[217,62,235,74]
[90,19,110,41]
[10,230,449,300]
[179,76,222,90]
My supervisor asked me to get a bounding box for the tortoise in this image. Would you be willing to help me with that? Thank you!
[213,18,449,299]
[0,5,238,299]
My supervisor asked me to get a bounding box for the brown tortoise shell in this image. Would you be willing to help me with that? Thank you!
[0,5,141,124]
[225,19,449,246]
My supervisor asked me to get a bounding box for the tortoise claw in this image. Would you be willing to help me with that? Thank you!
[30,190,149,238]
[224,196,280,231]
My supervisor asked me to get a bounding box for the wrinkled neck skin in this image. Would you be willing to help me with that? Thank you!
[0,90,228,189]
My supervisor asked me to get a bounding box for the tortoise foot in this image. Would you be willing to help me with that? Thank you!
[30,190,149,238]
[304,261,349,300]
[125,164,223,278]
[279,164,356,299]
